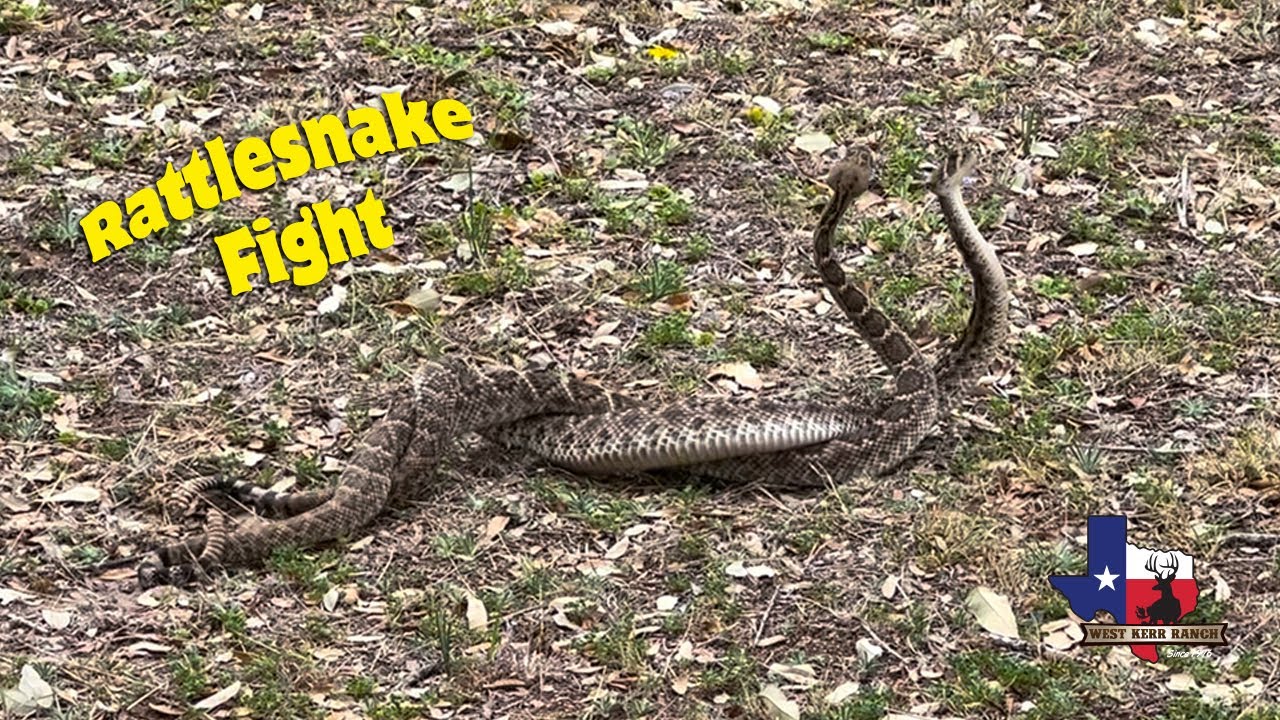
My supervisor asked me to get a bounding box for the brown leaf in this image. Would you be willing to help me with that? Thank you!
[490,130,531,151]
[482,515,510,542]
[663,292,695,311]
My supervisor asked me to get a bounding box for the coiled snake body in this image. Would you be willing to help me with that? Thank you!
[137,150,1008,587]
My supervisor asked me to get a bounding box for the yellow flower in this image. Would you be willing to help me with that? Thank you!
[647,46,680,61]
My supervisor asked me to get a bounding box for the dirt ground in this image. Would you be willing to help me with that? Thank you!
[2,0,1279,718]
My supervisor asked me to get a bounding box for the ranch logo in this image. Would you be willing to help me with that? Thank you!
[1049,515,1227,662]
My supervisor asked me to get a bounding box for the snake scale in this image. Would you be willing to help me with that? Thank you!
[135,149,1009,587]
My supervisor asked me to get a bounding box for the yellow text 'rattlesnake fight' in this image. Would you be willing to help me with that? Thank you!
[80,92,473,295]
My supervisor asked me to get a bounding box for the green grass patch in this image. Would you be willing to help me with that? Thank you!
[878,116,927,199]
[0,365,57,441]
[806,31,858,52]
[938,650,1102,719]
[1049,123,1148,185]
[266,546,355,598]
[527,477,647,533]
[632,259,687,301]
[642,312,695,348]
[722,332,780,367]
[616,117,680,169]
[362,34,473,72]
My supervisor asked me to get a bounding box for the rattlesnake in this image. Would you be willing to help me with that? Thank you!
[136,149,1008,587]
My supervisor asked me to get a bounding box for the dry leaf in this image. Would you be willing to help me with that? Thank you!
[966,586,1019,640]
[312,647,343,662]
[538,20,579,36]
[16,369,61,385]
[1028,141,1059,158]
[1142,93,1185,108]
[1167,673,1197,692]
[664,291,695,311]
[191,387,222,403]
[671,0,708,19]
[675,640,696,661]
[880,574,899,599]
[855,638,883,663]
[1064,242,1097,257]
[41,609,71,630]
[604,538,630,559]
[824,681,860,705]
[768,662,817,687]
[546,3,590,20]
[759,684,800,720]
[439,173,472,192]
[0,493,31,513]
[466,595,488,630]
[750,95,781,115]
[725,561,775,578]
[482,515,510,542]
[125,641,174,655]
[193,681,241,711]
[618,22,644,46]
[936,35,969,61]
[793,132,834,154]
[237,450,269,470]
[552,610,579,631]
[1232,677,1265,699]
[1041,618,1083,651]
[391,286,440,315]
[1209,569,1231,601]
[0,589,33,605]
[44,485,101,504]
[316,284,348,315]
[44,88,72,107]
[709,362,762,390]
[2,664,54,715]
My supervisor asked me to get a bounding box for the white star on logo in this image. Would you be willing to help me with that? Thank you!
[1094,566,1119,591]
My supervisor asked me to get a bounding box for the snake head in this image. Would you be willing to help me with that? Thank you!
[826,149,874,198]
[929,150,978,196]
